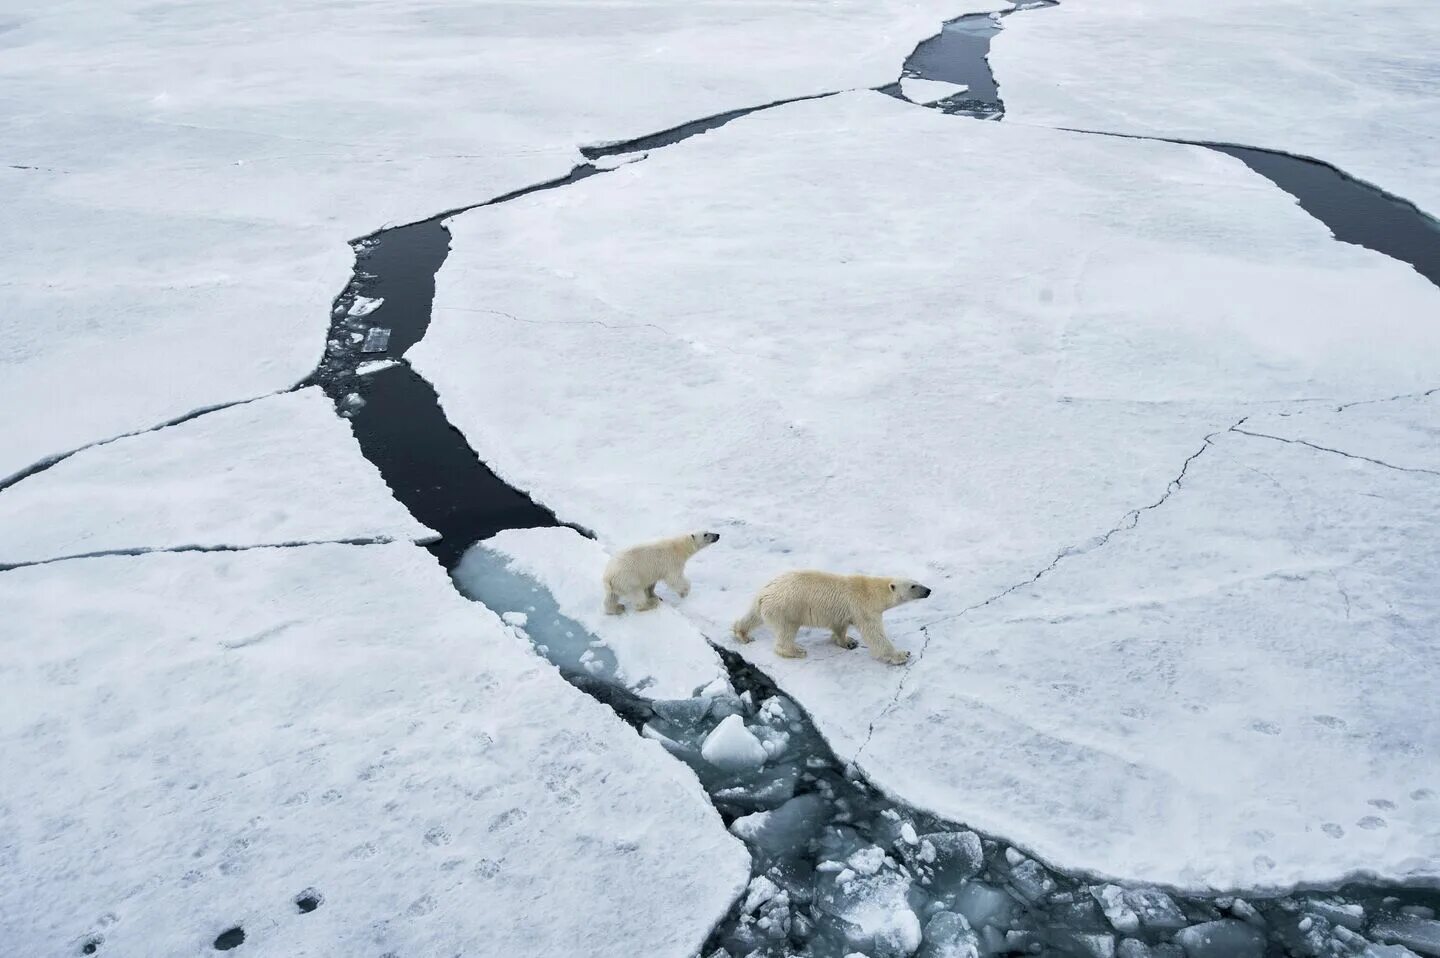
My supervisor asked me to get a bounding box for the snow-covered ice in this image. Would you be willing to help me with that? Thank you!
[991,0,1440,217]
[411,92,1440,888]
[0,0,1003,482]
[0,542,747,957]
[454,527,726,700]
[702,714,771,772]
[901,78,970,105]
[0,387,434,566]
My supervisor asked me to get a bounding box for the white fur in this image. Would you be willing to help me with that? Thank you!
[602,531,719,614]
[732,570,931,665]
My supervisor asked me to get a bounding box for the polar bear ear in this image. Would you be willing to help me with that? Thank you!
[889,582,897,592]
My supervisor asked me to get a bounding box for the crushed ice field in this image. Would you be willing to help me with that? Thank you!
[2,2,1439,958]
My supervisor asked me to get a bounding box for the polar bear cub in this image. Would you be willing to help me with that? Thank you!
[732,570,932,665]
[603,531,720,614]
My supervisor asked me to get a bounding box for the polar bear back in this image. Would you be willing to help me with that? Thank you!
[603,534,699,590]
[755,570,898,627]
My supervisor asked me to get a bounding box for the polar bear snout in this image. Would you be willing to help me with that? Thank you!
[692,530,720,548]
[889,579,932,602]
[703,532,720,544]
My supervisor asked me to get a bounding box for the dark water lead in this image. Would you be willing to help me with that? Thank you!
[898,2,1057,119]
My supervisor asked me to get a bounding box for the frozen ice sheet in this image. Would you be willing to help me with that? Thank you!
[0,0,1002,480]
[0,387,434,566]
[990,0,1440,218]
[411,92,1440,888]
[455,527,727,700]
[0,543,747,957]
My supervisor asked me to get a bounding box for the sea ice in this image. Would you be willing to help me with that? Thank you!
[991,0,1440,218]
[0,543,747,957]
[702,715,770,772]
[458,527,726,700]
[1174,920,1265,958]
[411,91,1440,888]
[0,387,434,565]
[2,0,1004,482]
[900,78,970,105]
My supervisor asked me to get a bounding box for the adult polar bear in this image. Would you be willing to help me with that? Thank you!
[603,531,720,614]
[733,570,932,664]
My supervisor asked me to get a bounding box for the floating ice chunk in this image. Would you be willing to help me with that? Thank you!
[922,830,985,884]
[848,845,888,877]
[356,359,397,375]
[1122,888,1189,931]
[1305,898,1365,931]
[591,151,648,171]
[1092,885,1141,934]
[1006,858,1055,902]
[818,868,922,958]
[743,875,783,915]
[953,882,1014,931]
[900,77,970,105]
[917,911,980,958]
[1117,941,1152,958]
[501,611,529,627]
[1065,933,1117,958]
[900,822,919,845]
[360,326,391,352]
[701,715,768,772]
[1371,916,1440,957]
[347,295,383,317]
[1174,920,1265,958]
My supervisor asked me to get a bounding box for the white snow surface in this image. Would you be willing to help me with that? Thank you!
[412,93,1440,889]
[990,0,1440,218]
[901,77,970,104]
[0,543,748,957]
[0,387,434,566]
[0,0,1003,482]
[469,527,727,699]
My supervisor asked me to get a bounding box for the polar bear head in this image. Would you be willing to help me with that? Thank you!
[887,579,933,606]
[690,531,721,550]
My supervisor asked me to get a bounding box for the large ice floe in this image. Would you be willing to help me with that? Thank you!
[0,387,434,567]
[411,91,1440,890]
[0,0,1002,483]
[989,0,1440,218]
[0,542,747,956]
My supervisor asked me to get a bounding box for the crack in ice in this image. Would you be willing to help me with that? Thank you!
[0,536,402,573]
[1231,426,1440,477]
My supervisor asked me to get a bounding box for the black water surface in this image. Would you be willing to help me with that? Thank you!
[1215,145,1440,289]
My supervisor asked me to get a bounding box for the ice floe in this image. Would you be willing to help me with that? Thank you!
[0,542,746,956]
[412,92,1440,889]
[0,387,434,566]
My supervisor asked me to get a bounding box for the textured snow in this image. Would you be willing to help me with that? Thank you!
[0,0,1001,482]
[0,388,434,566]
[1240,392,1440,475]
[0,543,747,957]
[991,0,1440,217]
[412,92,1440,888]
[465,527,726,699]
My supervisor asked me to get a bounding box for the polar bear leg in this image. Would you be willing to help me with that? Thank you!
[603,586,624,615]
[858,616,909,665]
[635,582,660,611]
[733,602,761,643]
[771,621,806,658]
[662,572,691,599]
[831,626,858,650]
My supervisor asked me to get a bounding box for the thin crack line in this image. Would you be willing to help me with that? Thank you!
[852,413,1248,765]
[0,536,407,573]
[1335,385,1439,413]
[0,387,302,493]
[1231,427,1440,477]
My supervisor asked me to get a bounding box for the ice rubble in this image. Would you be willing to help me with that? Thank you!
[989,0,1440,218]
[0,0,1004,482]
[411,92,1440,888]
[452,527,726,700]
[900,78,970,105]
[0,543,747,957]
[0,387,434,566]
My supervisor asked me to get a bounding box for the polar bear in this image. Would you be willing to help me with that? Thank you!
[603,531,720,614]
[732,570,932,664]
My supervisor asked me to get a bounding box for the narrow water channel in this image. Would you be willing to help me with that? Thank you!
[304,6,1440,956]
